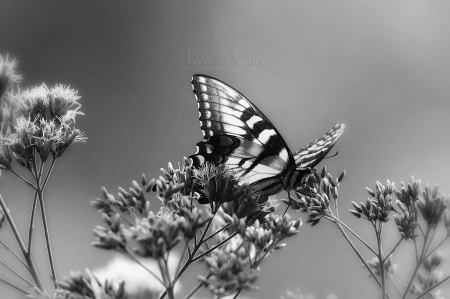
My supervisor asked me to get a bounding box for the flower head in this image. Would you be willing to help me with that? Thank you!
[417,183,447,228]
[17,84,82,124]
[0,55,22,99]
[350,180,394,223]
[394,176,421,211]
[195,163,245,210]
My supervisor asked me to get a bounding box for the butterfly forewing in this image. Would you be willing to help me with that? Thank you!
[189,74,345,197]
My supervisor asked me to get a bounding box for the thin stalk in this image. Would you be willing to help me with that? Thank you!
[423,235,449,260]
[9,169,36,189]
[415,274,450,299]
[413,238,419,263]
[36,185,57,289]
[383,237,403,263]
[118,213,134,226]
[41,157,57,189]
[0,257,35,287]
[332,219,389,298]
[157,258,172,299]
[162,255,174,299]
[0,277,31,296]
[424,227,437,255]
[27,191,38,253]
[389,275,402,296]
[0,194,45,291]
[0,238,28,268]
[192,232,238,262]
[183,273,212,299]
[232,289,242,299]
[417,223,425,238]
[125,248,165,285]
[203,223,231,243]
[160,210,220,299]
[402,227,431,299]
[175,242,188,275]
[32,153,57,289]
[376,224,386,299]
[331,215,378,255]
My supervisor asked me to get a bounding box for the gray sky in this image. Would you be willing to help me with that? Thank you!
[1,1,450,298]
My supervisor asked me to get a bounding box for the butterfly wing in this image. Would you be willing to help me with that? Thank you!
[294,123,346,169]
[189,74,296,195]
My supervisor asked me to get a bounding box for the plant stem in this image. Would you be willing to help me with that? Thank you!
[192,232,238,262]
[9,169,36,189]
[41,157,57,189]
[163,255,175,299]
[424,227,437,255]
[389,275,402,296]
[402,227,430,299]
[175,242,188,275]
[232,289,242,299]
[0,276,31,296]
[383,237,403,263]
[125,248,165,285]
[27,191,38,253]
[160,210,220,299]
[376,224,386,299]
[332,219,389,298]
[36,183,58,288]
[415,273,450,299]
[423,235,449,260]
[331,215,378,255]
[413,238,419,263]
[203,223,230,243]
[0,194,45,291]
[183,273,212,299]
[0,238,28,268]
[0,257,35,287]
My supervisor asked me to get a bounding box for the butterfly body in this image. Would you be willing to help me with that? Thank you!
[189,74,345,198]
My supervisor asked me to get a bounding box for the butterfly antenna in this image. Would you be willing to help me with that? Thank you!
[323,151,339,160]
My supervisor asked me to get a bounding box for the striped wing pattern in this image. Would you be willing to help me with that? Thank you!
[189,74,345,196]
[294,123,346,169]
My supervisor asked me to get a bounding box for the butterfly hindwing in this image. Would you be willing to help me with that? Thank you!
[294,123,346,169]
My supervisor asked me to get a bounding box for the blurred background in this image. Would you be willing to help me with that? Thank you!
[1,1,450,298]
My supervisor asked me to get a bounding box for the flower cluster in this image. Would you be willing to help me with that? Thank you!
[394,176,421,211]
[92,213,127,252]
[199,208,301,298]
[393,201,418,240]
[58,269,125,299]
[159,158,197,197]
[195,163,248,209]
[0,82,86,170]
[0,55,22,99]
[129,212,182,259]
[410,251,445,299]
[290,167,345,226]
[417,183,448,228]
[201,249,259,298]
[349,180,394,223]
[366,255,397,277]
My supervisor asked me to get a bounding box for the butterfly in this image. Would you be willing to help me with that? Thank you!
[189,74,345,203]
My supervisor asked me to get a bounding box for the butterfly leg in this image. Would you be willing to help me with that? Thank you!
[282,191,293,216]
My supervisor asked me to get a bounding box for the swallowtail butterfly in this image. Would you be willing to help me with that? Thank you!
[189,74,345,201]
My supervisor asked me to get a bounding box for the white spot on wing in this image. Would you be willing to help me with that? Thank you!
[238,99,251,108]
[246,115,262,129]
[279,148,289,163]
[258,129,276,144]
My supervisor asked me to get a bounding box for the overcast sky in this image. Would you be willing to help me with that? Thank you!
[1,1,450,298]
